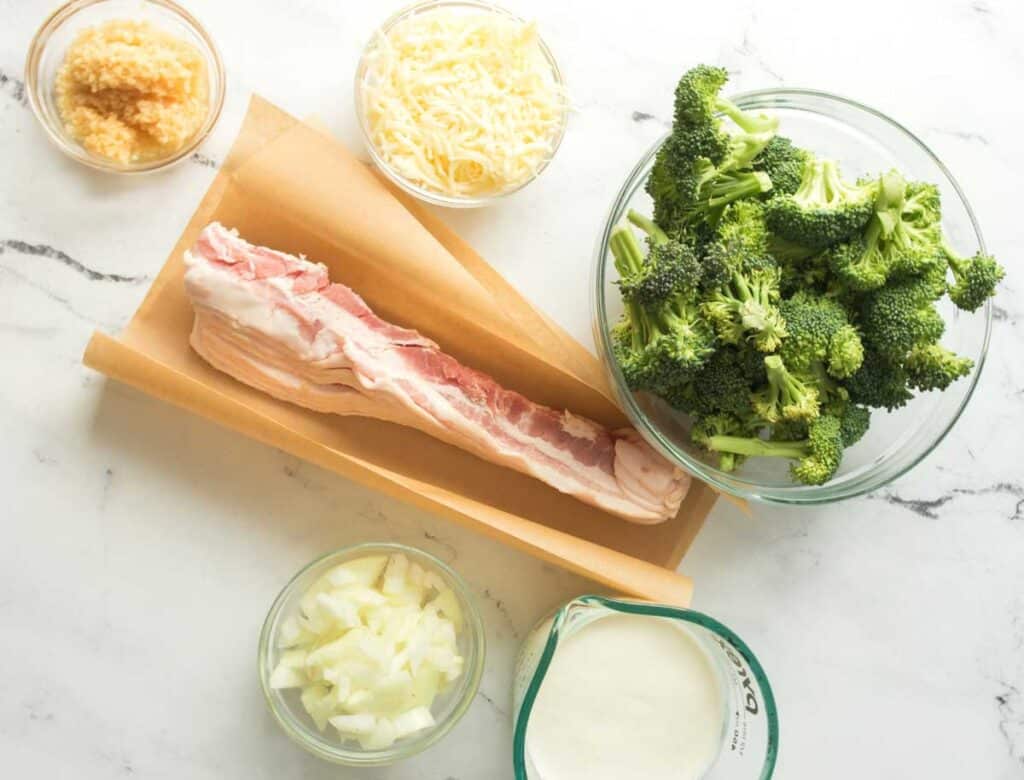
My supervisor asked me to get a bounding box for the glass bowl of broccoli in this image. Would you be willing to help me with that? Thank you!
[593,72,997,503]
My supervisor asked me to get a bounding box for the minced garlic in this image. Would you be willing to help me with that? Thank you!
[55,19,209,164]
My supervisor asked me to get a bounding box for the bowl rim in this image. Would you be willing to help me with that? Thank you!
[592,87,993,504]
[23,0,226,175]
[353,0,569,208]
[257,541,487,766]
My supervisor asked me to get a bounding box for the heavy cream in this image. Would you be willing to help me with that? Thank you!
[524,613,724,780]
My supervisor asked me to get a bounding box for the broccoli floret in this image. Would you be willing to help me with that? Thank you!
[939,237,1005,312]
[669,65,779,169]
[611,299,715,392]
[614,212,704,305]
[610,226,713,390]
[827,171,948,292]
[886,180,945,278]
[790,414,845,485]
[751,354,820,423]
[765,159,876,249]
[688,347,758,417]
[835,402,871,447]
[690,412,755,472]
[904,344,974,391]
[778,291,864,379]
[826,234,887,292]
[649,151,774,235]
[692,165,774,231]
[860,277,945,357]
[697,413,844,485]
[658,297,718,371]
[647,66,777,234]
[828,325,864,380]
[770,418,809,442]
[768,233,820,266]
[778,256,830,298]
[611,316,653,389]
[823,169,903,291]
[753,135,810,197]
[703,265,788,352]
[701,200,771,288]
[903,181,941,222]
[845,350,913,410]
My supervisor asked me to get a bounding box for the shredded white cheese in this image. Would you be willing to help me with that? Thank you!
[360,8,566,198]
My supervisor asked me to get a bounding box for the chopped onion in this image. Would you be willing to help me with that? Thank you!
[270,553,465,749]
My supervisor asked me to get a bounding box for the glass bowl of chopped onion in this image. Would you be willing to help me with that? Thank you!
[24,0,225,174]
[354,0,569,207]
[592,89,993,504]
[258,542,485,766]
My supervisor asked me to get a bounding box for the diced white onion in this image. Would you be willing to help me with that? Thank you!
[269,553,465,748]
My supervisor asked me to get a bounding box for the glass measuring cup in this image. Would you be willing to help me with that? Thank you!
[512,596,778,779]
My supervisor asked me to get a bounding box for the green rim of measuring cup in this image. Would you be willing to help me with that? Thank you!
[512,595,779,779]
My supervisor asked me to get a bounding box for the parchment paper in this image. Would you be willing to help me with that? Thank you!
[83,96,719,606]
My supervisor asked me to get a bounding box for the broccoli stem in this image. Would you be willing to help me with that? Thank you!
[704,435,808,459]
[820,160,858,203]
[715,97,778,135]
[939,237,969,274]
[706,170,773,208]
[627,210,670,245]
[610,224,645,278]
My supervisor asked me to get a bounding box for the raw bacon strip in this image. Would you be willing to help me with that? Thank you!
[184,223,689,523]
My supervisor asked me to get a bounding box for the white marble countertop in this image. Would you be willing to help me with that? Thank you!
[3,0,1023,777]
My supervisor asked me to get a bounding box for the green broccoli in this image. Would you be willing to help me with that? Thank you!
[649,150,773,235]
[611,316,653,389]
[768,233,821,266]
[844,350,913,410]
[610,226,716,391]
[611,300,715,392]
[765,159,876,249]
[668,65,779,169]
[647,66,776,234]
[696,413,844,485]
[753,135,810,197]
[778,291,864,379]
[885,180,944,278]
[860,277,946,357]
[703,265,788,352]
[904,343,974,391]
[824,169,903,291]
[939,237,1005,312]
[688,347,759,417]
[750,354,820,422]
[834,402,871,447]
[690,412,757,472]
[701,200,771,288]
[612,63,1006,488]
[613,212,704,306]
[827,172,947,292]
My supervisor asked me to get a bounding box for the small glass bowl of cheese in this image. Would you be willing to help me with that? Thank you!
[25,0,225,174]
[258,542,486,766]
[355,0,569,208]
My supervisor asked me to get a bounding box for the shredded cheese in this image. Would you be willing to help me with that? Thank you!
[360,8,566,198]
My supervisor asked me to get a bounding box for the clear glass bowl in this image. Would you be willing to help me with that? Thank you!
[592,89,992,504]
[257,542,486,766]
[354,0,568,208]
[24,0,225,174]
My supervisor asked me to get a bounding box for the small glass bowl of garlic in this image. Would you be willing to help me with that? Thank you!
[258,542,485,765]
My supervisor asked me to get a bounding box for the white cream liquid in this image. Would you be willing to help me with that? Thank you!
[525,613,724,780]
